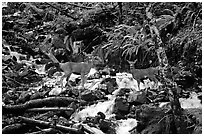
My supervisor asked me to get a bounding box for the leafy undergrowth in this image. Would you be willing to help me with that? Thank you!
[2,2,202,134]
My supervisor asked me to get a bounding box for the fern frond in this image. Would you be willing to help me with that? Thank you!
[122,43,133,49]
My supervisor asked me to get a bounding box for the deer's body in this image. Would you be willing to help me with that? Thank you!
[60,61,93,75]
[130,67,159,84]
[59,61,94,89]
[47,51,101,90]
[128,60,159,89]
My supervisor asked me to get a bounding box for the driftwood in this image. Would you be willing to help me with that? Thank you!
[19,116,83,134]
[3,97,86,114]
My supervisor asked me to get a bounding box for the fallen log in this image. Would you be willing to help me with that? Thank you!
[81,123,104,134]
[66,3,95,9]
[26,107,73,112]
[31,128,61,134]
[19,116,83,134]
[3,97,86,114]
[2,123,32,134]
[45,2,77,20]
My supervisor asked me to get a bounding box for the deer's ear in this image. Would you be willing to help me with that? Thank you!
[127,59,137,64]
[127,60,131,64]
[96,56,103,61]
[84,52,91,57]
[84,53,92,60]
[134,59,137,63]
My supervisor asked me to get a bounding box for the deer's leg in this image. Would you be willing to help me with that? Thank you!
[81,73,85,89]
[152,76,159,87]
[67,73,73,87]
[77,73,86,100]
[60,75,66,88]
[60,73,72,89]
[136,79,140,91]
[148,75,159,88]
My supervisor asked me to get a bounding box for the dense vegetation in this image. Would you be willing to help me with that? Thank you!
[2,2,202,134]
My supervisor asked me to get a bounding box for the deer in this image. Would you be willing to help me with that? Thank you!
[46,50,103,98]
[127,59,160,90]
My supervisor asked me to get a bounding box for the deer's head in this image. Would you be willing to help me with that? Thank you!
[85,54,104,66]
[127,59,137,68]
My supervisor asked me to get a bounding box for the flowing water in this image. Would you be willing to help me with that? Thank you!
[179,92,202,109]
[115,118,138,134]
[71,72,139,134]
[35,65,157,133]
[71,97,116,122]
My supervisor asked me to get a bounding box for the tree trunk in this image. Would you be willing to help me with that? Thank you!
[118,2,123,24]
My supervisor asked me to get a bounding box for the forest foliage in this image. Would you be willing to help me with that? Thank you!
[2,2,202,134]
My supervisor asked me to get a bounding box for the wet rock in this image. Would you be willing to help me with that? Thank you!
[113,97,130,119]
[83,112,106,125]
[114,112,127,120]
[81,89,105,101]
[115,97,130,112]
[116,88,131,96]
[135,104,165,122]
[82,112,116,134]
[99,119,116,134]
[62,102,78,119]
[83,116,99,126]
[106,82,115,94]
[141,123,163,134]
[100,78,117,94]
[99,67,116,77]
[131,104,197,134]
[130,104,166,133]
[101,78,117,87]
